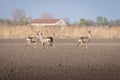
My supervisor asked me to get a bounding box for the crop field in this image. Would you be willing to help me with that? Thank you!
[0,38,120,80]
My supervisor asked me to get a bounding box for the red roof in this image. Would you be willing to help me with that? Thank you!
[31,19,60,23]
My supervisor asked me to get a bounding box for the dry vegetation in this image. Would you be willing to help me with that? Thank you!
[0,25,120,38]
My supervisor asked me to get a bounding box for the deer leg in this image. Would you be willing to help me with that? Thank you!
[33,41,37,48]
[50,42,53,47]
[26,39,30,48]
[76,42,80,48]
[85,42,88,49]
[40,42,43,48]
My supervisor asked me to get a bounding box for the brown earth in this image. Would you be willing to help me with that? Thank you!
[0,38,120,80]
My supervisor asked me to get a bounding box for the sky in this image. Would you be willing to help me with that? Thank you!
[0,0,120,23]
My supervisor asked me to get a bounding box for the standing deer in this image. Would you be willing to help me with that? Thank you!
[77,31,92,47]
[26,31,38,48]
[37,31,54,48]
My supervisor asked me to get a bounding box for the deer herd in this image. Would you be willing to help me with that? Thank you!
[26,30,92,48]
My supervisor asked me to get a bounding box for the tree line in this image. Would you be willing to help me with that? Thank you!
[0,8,32,26]
[77,16,120,27]
[0,8,120,27]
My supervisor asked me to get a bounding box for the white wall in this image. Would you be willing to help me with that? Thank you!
[31,19,67,27]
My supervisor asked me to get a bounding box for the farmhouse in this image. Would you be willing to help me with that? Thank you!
[31,19,67,27]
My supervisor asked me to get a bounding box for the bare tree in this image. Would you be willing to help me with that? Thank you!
[11,8,26,21]
[62,17,70,25]
[40,12,53,19]
[11,8,28,25]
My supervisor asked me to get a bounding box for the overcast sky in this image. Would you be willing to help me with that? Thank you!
[0,0,120,22]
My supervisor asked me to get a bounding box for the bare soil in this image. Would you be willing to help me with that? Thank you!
[0,38,120,80]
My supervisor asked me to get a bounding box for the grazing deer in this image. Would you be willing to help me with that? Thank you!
[77,31,92,47]
[26,31,38,48]
[37,31,54,48]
